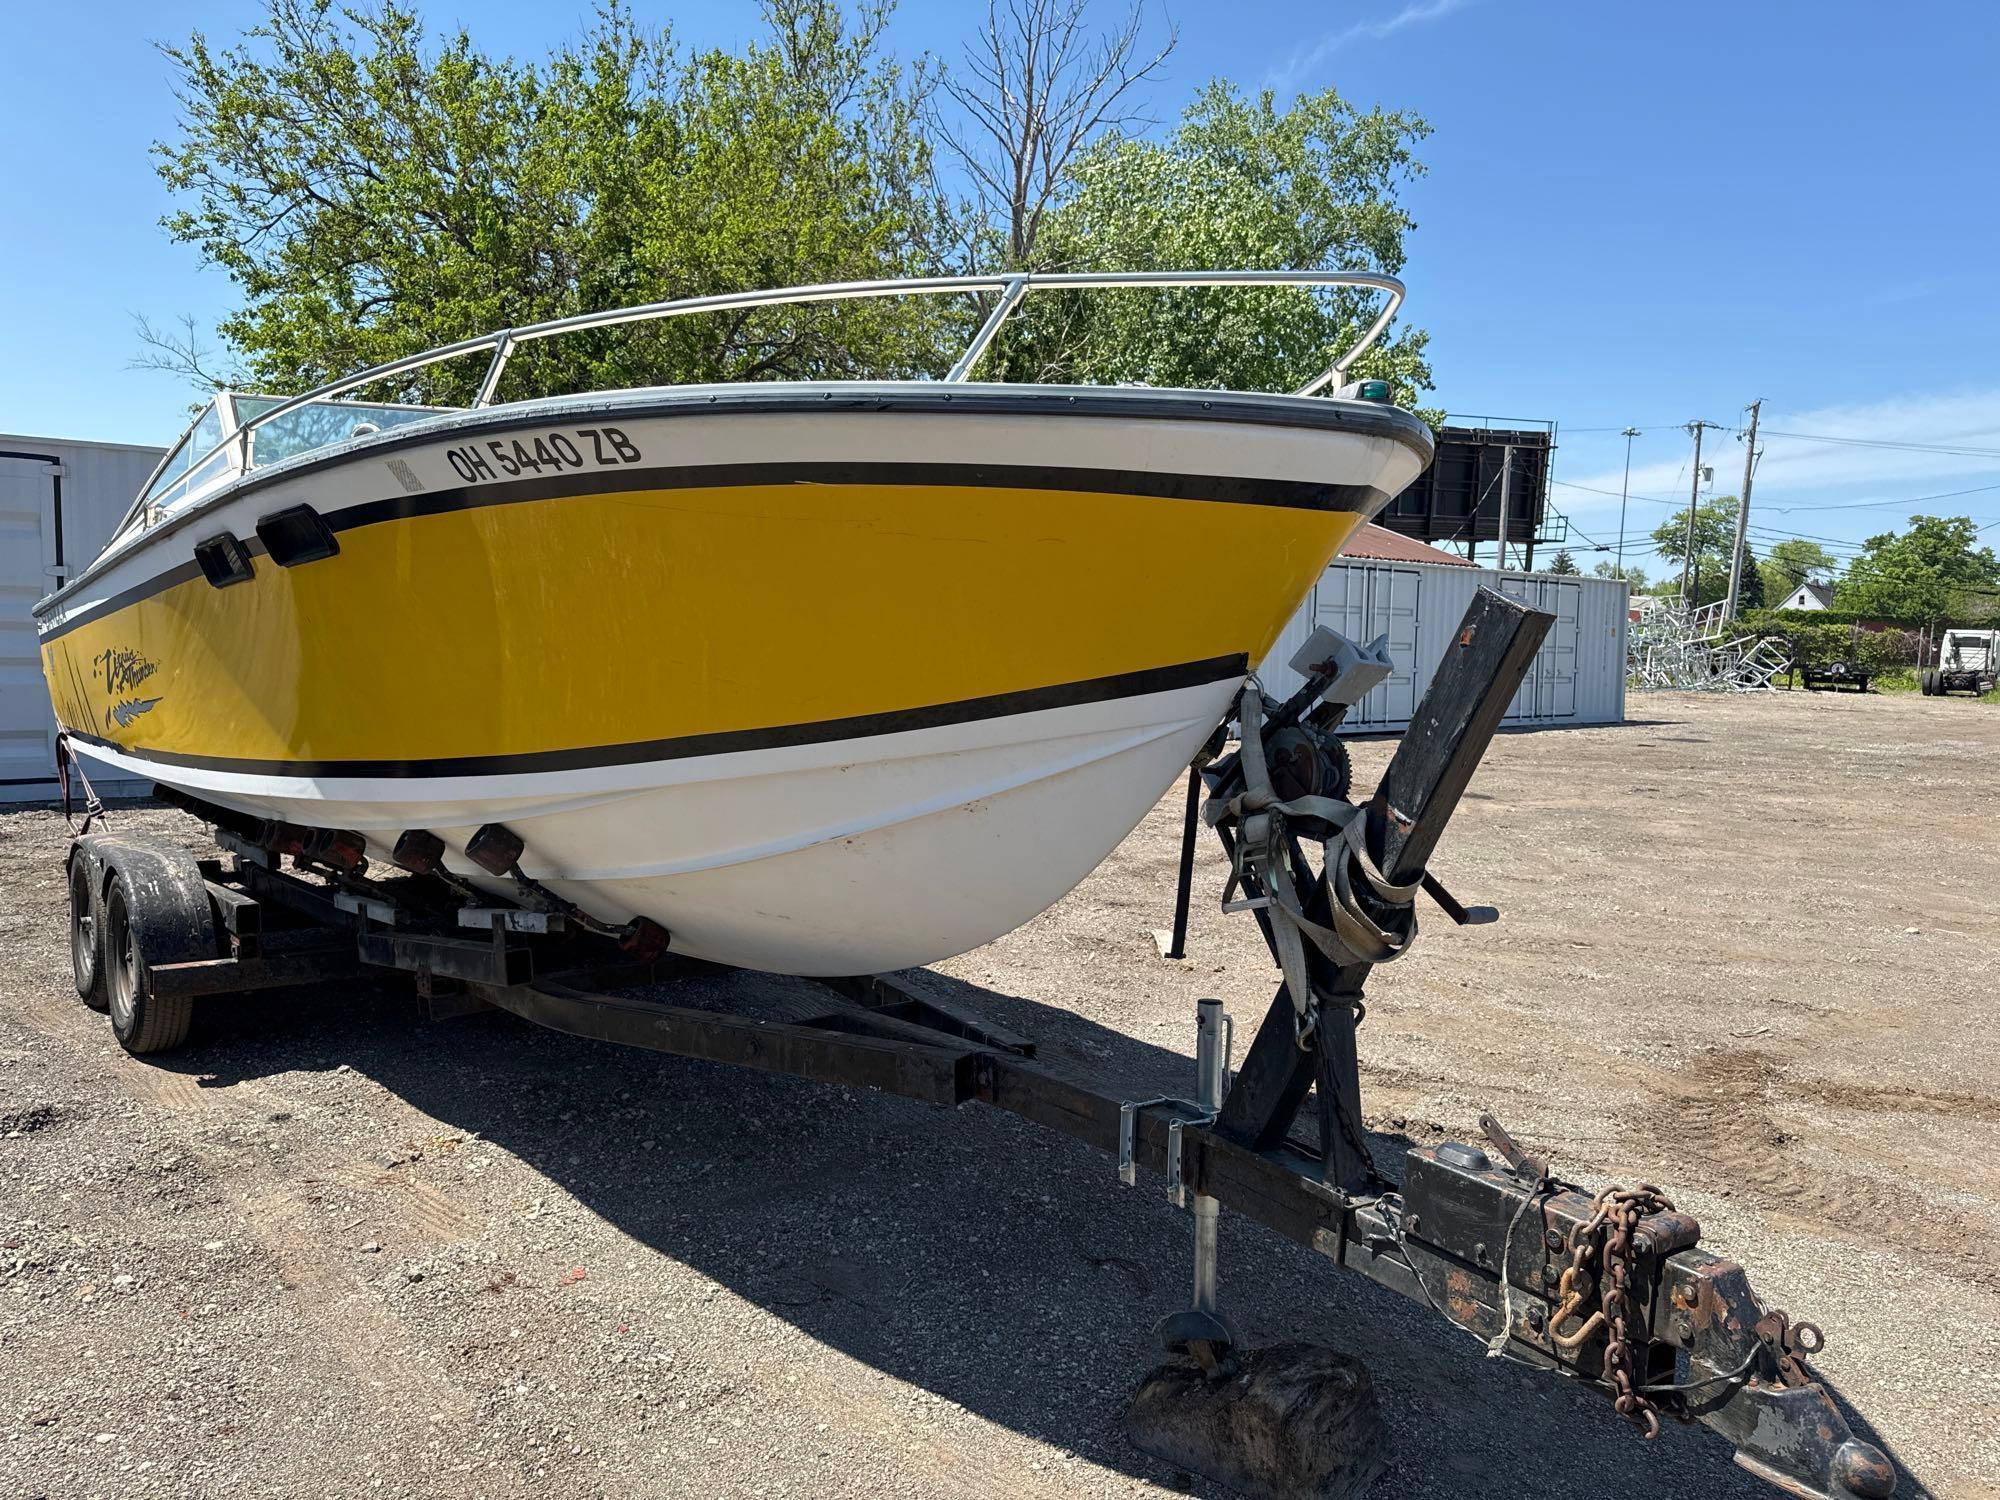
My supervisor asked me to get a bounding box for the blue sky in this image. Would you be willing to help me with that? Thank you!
[4,0,1998,576]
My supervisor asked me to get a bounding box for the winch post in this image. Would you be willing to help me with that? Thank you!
[1215,589,1553,1188]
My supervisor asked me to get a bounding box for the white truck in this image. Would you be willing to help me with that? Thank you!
[1922,628,1999,696]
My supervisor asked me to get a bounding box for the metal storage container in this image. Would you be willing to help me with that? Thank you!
[1261,557,1628,732]
[1,434,166,798]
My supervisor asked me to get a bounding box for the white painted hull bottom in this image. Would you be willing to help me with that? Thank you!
[89,677,1239,974]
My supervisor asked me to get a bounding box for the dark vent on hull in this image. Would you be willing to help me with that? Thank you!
[254,506,340,567]
[193,533,255,588]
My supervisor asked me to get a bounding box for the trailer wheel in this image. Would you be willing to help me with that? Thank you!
[68,852,108,1012]
[1920,670,1937,695]
[94,836,217,1056]
[103,875,196,1054]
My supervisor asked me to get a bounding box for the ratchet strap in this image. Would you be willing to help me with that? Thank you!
[54,731,108,837]
[1207,687,1419,1042]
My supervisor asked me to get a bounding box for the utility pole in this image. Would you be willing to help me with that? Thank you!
[1680,421,1721,600]
[1495,444,1514,571]
[1615,426,1640,572]
[1724,400,1763,619]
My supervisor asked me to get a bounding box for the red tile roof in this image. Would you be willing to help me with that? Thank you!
[1340,523,1475,567]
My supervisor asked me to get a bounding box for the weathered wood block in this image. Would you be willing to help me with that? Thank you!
[1124,1343,1389,1500]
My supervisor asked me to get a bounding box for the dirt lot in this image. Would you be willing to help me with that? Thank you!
[1,688,1995,1500]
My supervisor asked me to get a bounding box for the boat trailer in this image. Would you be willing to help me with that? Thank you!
[57,589,1894,1499]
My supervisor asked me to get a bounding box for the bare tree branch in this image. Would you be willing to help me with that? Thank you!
[130,313,242,391]
[933,0,1176,268]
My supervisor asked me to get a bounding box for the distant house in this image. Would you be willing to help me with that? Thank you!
[1777,580,1836,611]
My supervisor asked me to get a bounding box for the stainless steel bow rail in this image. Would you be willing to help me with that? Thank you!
[116,268,1406,539]
[57,588,1894,1500]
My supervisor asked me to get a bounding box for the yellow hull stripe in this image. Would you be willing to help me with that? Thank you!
[45,481,1363,771]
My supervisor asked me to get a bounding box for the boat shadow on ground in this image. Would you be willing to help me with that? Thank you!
[180,968,1929,1500]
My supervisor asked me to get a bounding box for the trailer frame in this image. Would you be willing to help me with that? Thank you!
[56,590,1897,1500]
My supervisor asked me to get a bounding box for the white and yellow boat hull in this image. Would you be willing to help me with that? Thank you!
[37,383,1431,973]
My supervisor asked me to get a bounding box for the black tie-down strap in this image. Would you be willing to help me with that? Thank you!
[1207,687,1419,1046]
[54,732,109,837]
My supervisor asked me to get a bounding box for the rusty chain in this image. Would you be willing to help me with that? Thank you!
[1550,1183,1678,1439]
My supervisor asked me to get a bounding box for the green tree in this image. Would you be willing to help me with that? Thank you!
[986,82,1436,408]
[1759,539,1838,604]
[1736,544,1766,610]
[1592,560,1649,592]
[1835,515,2000,631]
[149,0,965,402]
[150,0,1440,413]
[1546,550,1578,575]
[1650,497,1744,606]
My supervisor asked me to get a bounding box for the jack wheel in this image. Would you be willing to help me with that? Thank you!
[69,854,108,1012]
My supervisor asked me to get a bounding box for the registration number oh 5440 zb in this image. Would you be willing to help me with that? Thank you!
[445,427,644,483]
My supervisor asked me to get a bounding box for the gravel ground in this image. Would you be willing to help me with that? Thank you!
[1,688,1994,1500]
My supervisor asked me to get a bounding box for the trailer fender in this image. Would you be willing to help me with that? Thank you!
[91,834,218,1055]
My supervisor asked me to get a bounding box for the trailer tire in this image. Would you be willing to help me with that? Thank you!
[95,837,217,1056]
[1920,670,1937,695]
[68,850,109,1012]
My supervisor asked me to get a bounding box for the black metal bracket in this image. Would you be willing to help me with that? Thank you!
[1214,588,1555,1192]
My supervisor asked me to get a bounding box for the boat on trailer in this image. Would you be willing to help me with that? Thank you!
[48,585,1897,1500]
[36,271,1431,974]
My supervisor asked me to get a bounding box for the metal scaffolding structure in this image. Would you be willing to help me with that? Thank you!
[1629,597,1790,691]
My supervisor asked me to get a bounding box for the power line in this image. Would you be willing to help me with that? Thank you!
[1551,473,2000,519]
[1550,477,1681,507]
[1746,523,1870,550]
[1565,422,2000,456]
[1560,512,1612,549]
[1558,420,1737,433]
[1759,427,2000,459]
[1761,480,2000,514]
[1560,510,1876,555]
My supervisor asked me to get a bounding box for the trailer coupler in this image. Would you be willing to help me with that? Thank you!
[1311,1136,1896,1499]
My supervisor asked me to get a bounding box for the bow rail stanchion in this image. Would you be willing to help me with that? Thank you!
[68,585,1895,1500]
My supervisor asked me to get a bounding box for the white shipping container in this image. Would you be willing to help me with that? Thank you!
[1,434,166,800]
[1260,557,1628,732]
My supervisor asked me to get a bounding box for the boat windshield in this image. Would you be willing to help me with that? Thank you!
[110,393,459,550]
[142,400,229,515]
[233,395,454,468]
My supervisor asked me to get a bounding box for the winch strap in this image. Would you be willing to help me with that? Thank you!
[54,731,108,837]
[1211,688,1420,1020]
